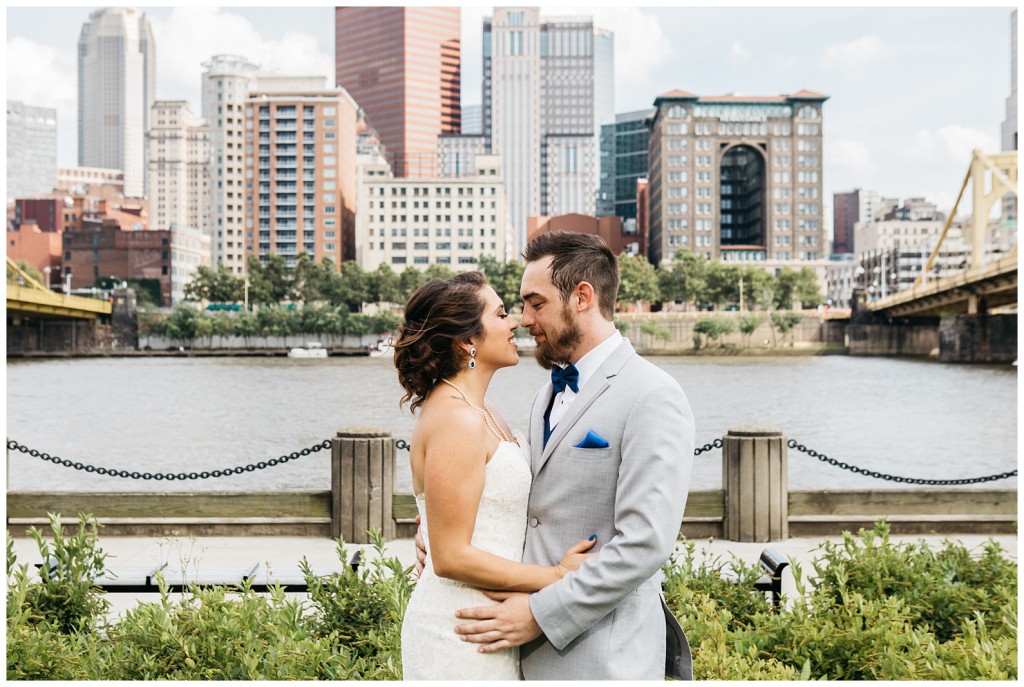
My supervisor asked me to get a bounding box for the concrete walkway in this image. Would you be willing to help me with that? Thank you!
[10,532,1017,621]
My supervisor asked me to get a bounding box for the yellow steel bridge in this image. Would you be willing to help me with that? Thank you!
[6,257,112,320]
[864,149,1017,318]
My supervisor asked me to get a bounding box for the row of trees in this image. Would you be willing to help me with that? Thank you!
[182,250,823,313]
[140,303,402,347]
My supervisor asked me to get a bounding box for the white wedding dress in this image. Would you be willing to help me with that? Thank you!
[401,437,531,680]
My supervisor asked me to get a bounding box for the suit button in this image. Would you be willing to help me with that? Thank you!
[528,517,540,527]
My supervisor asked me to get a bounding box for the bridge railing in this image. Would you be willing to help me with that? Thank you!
[6,427,1017,543]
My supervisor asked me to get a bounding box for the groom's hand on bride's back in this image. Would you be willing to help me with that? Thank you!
[414,514,427,577]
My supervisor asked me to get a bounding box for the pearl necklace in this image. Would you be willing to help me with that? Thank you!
[440,378,513,443]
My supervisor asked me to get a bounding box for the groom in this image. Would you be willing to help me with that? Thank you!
[449,232,696,680]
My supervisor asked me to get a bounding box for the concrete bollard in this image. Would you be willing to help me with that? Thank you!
[332,427,395,543]
[722,426,788,542]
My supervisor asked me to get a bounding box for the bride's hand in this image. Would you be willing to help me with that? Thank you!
[555,537,597,577]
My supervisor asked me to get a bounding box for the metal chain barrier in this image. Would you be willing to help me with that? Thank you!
[396,437,724,456]
[788,439,1018,485]
[6,438,333,481]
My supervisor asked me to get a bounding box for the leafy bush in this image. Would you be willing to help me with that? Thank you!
[663,520,1018,680]
[8,517,1015,680]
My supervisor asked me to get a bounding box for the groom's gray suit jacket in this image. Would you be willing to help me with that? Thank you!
[521,339,695,680]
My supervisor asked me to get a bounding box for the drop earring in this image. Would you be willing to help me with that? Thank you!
[468,347,477,369]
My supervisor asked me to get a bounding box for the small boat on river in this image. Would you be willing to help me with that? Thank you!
[288,342,328,358]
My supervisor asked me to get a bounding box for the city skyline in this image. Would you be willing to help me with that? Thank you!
[6,4,1014,223]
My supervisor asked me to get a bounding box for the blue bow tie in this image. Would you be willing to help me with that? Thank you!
[551,364,580,394]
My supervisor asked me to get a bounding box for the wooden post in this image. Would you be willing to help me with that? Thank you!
[722,426,788,542]
[332,427,395,543]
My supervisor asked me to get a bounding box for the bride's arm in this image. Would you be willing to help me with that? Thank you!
[423,412,584,592]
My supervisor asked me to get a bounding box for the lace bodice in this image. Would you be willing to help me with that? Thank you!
[402,437,531,680]
[416,438,531,568]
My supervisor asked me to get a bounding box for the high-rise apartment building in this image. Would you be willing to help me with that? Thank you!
[335,7,460,178]
[202,55,260,274]
[7,101,58,200]
[245,76,358,269]
[483,8,614,254]
[355,153,508,270]
[832,188,887,255]
[646,89,829,271]
[599,109,656,220]
[77,7,155,198]
[147,101,211,250]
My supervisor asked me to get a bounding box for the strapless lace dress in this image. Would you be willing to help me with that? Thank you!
[401,438,531,680]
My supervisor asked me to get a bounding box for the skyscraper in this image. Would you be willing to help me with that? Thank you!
[646,89,829,271]
[832,188,884,256]
[202,55,260,274]
[484,8,614,254]
[6,101,57,201]
[598,109,656,220]
[147,101,211,240]
[334,7,460,178]
[245,76,358,268]
[77,7,155,198]
[1000,9,1017,223]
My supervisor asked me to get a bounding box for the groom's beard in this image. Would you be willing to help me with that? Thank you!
[533,303,582,370]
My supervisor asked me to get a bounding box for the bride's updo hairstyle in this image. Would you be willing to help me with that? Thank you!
[395,271,488,412]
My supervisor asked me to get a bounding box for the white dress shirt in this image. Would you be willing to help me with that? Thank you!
[548,330,624,428]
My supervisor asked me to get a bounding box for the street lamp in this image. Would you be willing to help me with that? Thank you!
[43,266,51,290]
[64,270,72,294]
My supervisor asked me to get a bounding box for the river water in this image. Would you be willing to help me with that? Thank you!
[6,354,1017,494]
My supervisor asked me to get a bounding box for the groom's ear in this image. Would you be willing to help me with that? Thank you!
[575,281,597,312]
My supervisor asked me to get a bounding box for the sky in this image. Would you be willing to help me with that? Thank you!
[5,3,1016,229]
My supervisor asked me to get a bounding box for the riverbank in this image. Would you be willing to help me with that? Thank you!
[6,344,855,359]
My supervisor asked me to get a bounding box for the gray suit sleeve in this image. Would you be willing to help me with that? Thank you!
[529,376,695,649]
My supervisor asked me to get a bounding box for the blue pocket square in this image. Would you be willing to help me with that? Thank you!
[575,430,610,449]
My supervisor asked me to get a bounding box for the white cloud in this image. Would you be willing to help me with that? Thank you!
[149,7,333,106]
[7,36,76,113]
[827,138,874,176]
[905,125,999,163]
[822,34,884,72]
[588,8,674,85]
[729,41,749,64]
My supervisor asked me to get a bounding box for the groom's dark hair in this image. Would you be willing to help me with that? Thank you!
[523,232,619,319]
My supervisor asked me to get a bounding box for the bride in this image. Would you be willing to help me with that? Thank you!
[394,271,595,680]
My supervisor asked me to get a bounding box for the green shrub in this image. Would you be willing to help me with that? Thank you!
[663,520,1018,680]
[301,530,413,678]
[11,514,109,634]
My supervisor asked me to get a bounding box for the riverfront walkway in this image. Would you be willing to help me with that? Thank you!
[10,532,1017,622]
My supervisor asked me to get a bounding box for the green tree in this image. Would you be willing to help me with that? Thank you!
[162,304,201,347]
[367,263,402,305]
[773,267,823,309]
[769,311,804,347]
[338,261,370,313]
[234,311,259,348]
[398,267,426,303]
[422,263,454,282]
[256,307,296,339]
[617,253,660,310]
[292,254,342,304]
[738,313,765,347]
[704,262,742,310]
[246,255,293,305]
[477,256,525,311]
[658,250,708,307]
[739,266,777,310]
[693,315,736,348]
[184,265,244,303]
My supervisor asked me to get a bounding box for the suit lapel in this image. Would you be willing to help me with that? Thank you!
[529,383,551,474]
[535,339,637,474]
